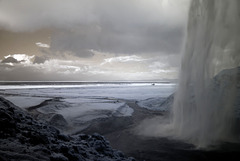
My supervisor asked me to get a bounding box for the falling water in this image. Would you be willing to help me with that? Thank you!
[172,0,240,147]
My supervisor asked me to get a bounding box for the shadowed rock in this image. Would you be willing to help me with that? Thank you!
[0,96,135,161]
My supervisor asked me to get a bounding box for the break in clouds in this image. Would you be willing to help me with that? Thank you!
[0,0,190,81]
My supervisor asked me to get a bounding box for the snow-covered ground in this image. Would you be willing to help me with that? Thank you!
[0,82,176,125]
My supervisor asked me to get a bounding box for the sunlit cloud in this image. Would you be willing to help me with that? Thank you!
[4,54,34,64]
[35,42,50,48]
[101,55,147,65]
[0,53,178,81]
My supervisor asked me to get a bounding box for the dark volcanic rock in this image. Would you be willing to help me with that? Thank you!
[0,96,134,161]
[49,114,68,130]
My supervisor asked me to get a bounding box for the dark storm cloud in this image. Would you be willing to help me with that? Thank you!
[32,56,48,64]
[1,57,20,64]
[0,0,190,57]
[51,24,184,55]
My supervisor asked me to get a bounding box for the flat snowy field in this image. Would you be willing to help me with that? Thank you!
[0,82,176,129]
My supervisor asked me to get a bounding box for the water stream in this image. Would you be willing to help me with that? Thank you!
[172,0,240,147]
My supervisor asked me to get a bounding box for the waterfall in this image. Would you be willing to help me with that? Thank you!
[172,0,240,147]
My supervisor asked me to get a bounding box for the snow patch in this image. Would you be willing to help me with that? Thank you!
[113,103,134,117]
[137,94,174,112]
[3,96,50,108]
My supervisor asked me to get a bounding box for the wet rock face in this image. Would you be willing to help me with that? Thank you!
[0,97,134,161]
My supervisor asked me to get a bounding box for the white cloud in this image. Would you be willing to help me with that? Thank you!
[35,42,50,48]
[0,53,179,81]
[149,62,168,69]
[4,54,34,64]
[101,55,146,65]
[151,68,176,74]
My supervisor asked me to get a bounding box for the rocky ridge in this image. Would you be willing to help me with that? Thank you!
[0,96,134,161]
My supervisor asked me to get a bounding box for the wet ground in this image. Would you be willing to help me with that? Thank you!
[6,93,240,161]
[82,101,240,161]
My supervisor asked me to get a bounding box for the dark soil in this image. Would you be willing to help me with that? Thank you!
[82,101,240,161]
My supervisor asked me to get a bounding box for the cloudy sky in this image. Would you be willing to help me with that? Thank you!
[0,0,190,81]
